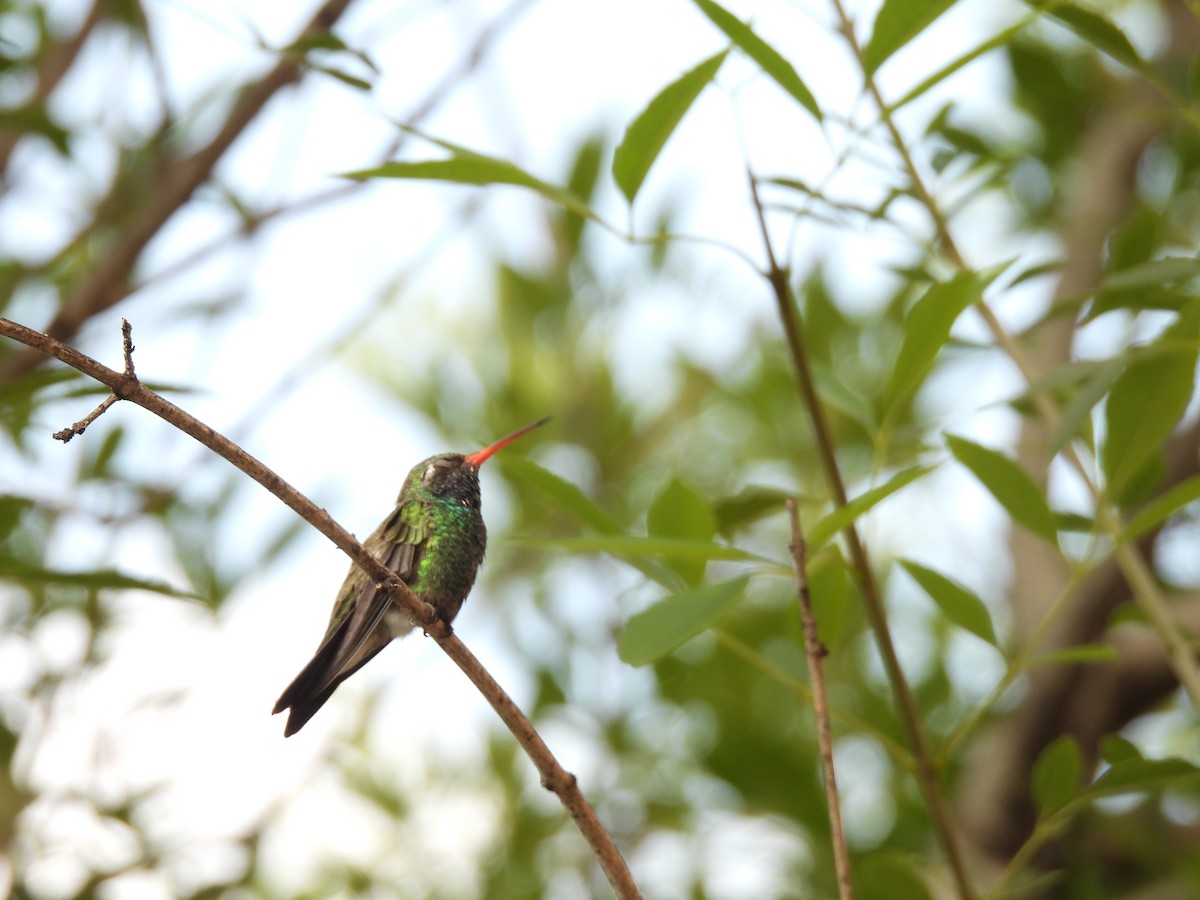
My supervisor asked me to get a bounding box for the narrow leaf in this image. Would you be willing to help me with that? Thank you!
[613,50,727,205]
[863,0,961,75]
[946,435,1058,542]
[1102,306,1200,500]
[346,137,596,221]
[691,0,820,120]
[1123,474,1200,541]
[1084,757,1200,800]
[1031,1,1146,71]
[900,560,998,646]
[714,486,792,534]
[515,535,781,568]
[807,466,933,550]
[1033,735,1082,818]
[0,560,195,598]
[886,271,988,411]
[1026,643,1118,668]
[619,576,749,666]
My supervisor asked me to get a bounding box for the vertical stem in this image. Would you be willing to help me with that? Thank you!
[787,500,854,900]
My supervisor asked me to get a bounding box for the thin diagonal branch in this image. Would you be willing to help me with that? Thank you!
[0,315,642,900]
[748,171,976,899]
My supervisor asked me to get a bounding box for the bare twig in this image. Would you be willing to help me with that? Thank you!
[747,169,975,897]
[786,499,853,900]
[0,316,642,900]
[50,319,137,442]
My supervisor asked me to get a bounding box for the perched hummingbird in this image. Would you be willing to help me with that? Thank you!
[273,417,549,737]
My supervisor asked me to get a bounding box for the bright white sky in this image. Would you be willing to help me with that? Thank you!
[0,0,1168,897]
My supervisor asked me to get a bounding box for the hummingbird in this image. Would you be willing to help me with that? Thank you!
[273,417,549,737]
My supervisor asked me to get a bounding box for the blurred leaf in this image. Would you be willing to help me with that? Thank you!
[619,575,749,665]
[502,458,687,591]
[863,0,961,75]
[858,851,934,900]
[691,0,820,120]
[899,560,998,646]
[517,534,780,567]
[81,426,124,480]
[714,486,791,534]
[1083,757,1200,801]
[1089,257,1200,318]
[0,559,195,598]
[313,65,372,91]
[1099,735,1143,765]
[1102,306,1200,501]
[885,271,988,412]
[946,435,1058,542]
[0,104,70,155]
[613,50,727,205]
[1123,474,1200,541]
[501,457,623,534]
[808,466,933,550]
[1033,734,1082,818]
[1030,0,1146,72]
[812,359,876,431]
[1026,643,1118,668]
[647,478,717,585]
[1049,358,1123,453]
[808,548,853,647]
[346,135,596,221]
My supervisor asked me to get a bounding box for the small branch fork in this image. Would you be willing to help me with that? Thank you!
[0,316,642,900]
[52,319,136,443]
[786,499,854,900]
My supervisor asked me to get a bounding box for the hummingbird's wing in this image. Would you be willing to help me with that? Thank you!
[272,502,428,736]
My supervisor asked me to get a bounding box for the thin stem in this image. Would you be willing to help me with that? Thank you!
[747,170,976,899]
[787,500,854,900]
[0,316,642,900]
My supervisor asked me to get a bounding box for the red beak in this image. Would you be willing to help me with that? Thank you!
[464,416,550,468]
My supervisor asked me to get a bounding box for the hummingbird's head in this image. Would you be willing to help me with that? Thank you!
[401,418,550,509]
[409,453,483,509]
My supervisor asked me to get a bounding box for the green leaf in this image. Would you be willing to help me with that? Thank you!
[515,535,781,568]
[0,560,196,599]
[619,576,749,666]
[501,458,687,592]
[613,50,727,205]
[1033,735,1082,818]
[1083,757,1200,801]
[1123,473,1200,541]
[713,487,792,534]
[500,458,623,534]
[946,435,1058,542]
[808,548,853,647]
[808,466,933,550]
[1099,735,1143,766]
[1102,306,1200,500]
[647,478,718,585]
[1029,1,1146,72]
[691,0,820,121]
[862,0,961,75]
[900,560,998,646]
[346,135,596,221]
[1026,643,1118,668]
[885,271,988,411]
[1049,358,1123,454]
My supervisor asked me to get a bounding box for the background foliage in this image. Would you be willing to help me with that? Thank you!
[3,0,1200,897]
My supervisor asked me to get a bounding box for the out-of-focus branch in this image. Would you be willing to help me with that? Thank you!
[0,0,359,383]
[0,0,107,176]
[0,315,642,900]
